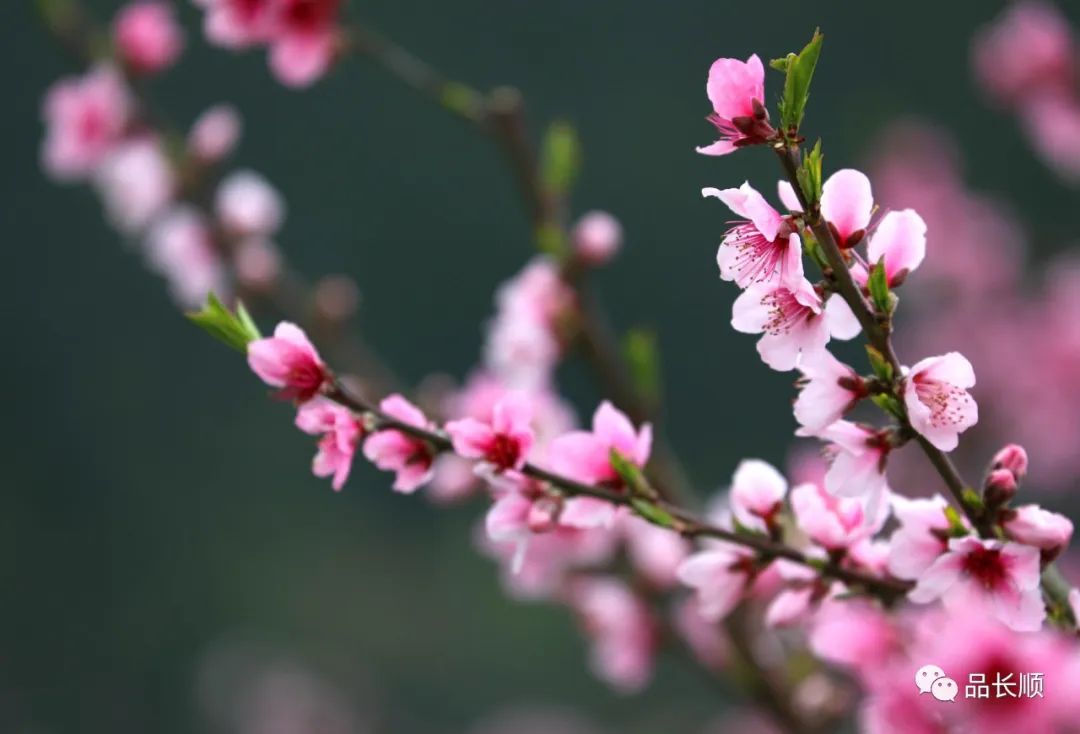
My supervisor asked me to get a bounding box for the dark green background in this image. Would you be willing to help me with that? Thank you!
[4,1,1077,732]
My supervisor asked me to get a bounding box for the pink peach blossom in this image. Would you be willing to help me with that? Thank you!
[885,494,958,581]
[801,420,890,510]
[247,321,329,402]
[902,352,978,452]
[143,206,226,308]
[732,278,856,371]
[194,0,275,48]
[790,481,888,551]
[41,65,132,180]
[572,210,622,265]
[672,597,729,671]
[697,54,770,156]
[547,402,652,529]
[114,2,184,75]
[267,0,342,87]
[188,104,242,162]
[676,542,758,622]
[295,397,361,490]
[820,169,874,248]
[362,394,436,494]
[728,459,787,533]
[569,577,656,692]
[793,349,865,431]
[764,559,828,628]
[215,170,285,237]
[1002,504,1073,554]
[909,536,1045,631]
[445,393,536,474]
[702,183,803,289]
[852,209,927,287]
[991,443,1029,482]
[808,597,901,677]
[94,137,174,233]
[619,513,690,588]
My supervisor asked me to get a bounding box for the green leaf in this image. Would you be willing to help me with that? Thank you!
[187,293,262,353]
[777,29,824,133]
[631,498,676,528]
[610,448,657,500]
[540,120,581,198]
[622,328,662,405]
[865,345,893,381]
[868,260,891,314]
[769,55,794,73]
[870,393,903,419]
[797,139,824,208]
[961,488,985,514]
[943,506,970,537]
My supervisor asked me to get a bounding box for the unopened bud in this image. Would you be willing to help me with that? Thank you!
[572,210,622,265]
[992,443,1028,482]
[984,468,1018,508]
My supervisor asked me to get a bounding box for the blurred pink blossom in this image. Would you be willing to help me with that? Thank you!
[114,2,184,75]
[41,65,131,180]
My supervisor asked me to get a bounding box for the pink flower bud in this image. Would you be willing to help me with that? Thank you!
[992,443,1029,482]
[984,467,1018,507]
[572,211,622,265]
[114,2,184,76]
[188,105,241,163]
[247,322,329,402]
[1003,504,1074,555]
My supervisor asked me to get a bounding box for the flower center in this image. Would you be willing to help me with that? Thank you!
[762,288,814,335]
[962,546,1008,590]
[914,376,974,428]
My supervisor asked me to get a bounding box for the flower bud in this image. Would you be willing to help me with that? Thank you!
[188,105,241,163]
[114,2,184,76]
[983,467,1018,508]
[572,211,622,265]
[1002,504,1073,559]
[991,443,1028,482]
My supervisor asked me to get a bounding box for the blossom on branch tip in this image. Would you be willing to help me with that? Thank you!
[114,2,185,75]
[697,54,771,156]
[902,352,978,452]
[908,536,1045,632]
[793,349,865,431]
[992,443,1029,483]
[41,65,132,181]
[547,401,652,529]
[702,184,803,289]
[295,397,362,490]
[362,395,436,494]
[445,393,536,474]
[247,321,329,402]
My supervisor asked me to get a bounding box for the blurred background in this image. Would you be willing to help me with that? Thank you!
[3,1,1079,732]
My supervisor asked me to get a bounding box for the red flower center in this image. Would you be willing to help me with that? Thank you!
[962,546,1007,590]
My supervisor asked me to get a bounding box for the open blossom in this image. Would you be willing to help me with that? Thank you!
[144,206,226,308]
[267,0,342,87]
[295,397,362,490]
[909,536,1045,631]
[764,559,834,628]
[697,54,771,156]
[114,2,185,75]
[676,541,758,622]
[194,0,275,48]
[445,393,535,474]
[782,169,875,248]
[41,65,131,180]
[886,494,959,580]
[572,210,622,265]
[732,278,857,371]
[188,104,241,162]
[362,395,436,493]
[247,322,329,402]
[801,420,890,511]
[793,349,865,431]
[702,184,803,289]
[902,352,978,451]
[216,170,285,237]
[791,481,888,551]
[729,459,787,533]
[547,402,652,529]
[852,209,928,288]
[569,577,656,692]
[94,137,175,233]
[1002,504,1073,555]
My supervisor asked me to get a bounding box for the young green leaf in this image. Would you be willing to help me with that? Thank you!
[798,139,824,207]
[610,448,657,500]
[622,327,662,406]
[867,260,892,314]
[631,498,676,529]
[187,293,262,353]
[865,345,893,381]
[540,120,581,197]
[778,29,824,133]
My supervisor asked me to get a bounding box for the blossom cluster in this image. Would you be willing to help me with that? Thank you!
[973,1,1080,181]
